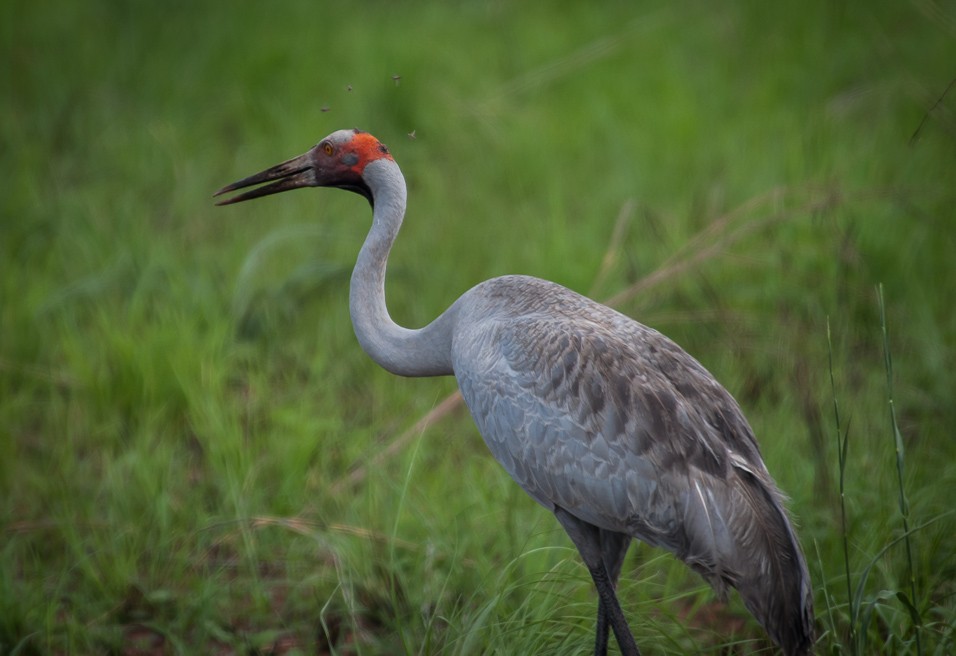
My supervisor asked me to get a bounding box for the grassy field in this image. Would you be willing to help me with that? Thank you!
[3,0,955,653]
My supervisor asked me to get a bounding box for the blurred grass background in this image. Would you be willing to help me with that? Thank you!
[2,0,955,653]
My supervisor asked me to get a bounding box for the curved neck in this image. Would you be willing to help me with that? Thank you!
[349,159,455,377]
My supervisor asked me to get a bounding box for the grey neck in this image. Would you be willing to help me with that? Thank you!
[348,159,456,377]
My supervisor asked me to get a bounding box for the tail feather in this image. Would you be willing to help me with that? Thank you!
[681,464,814,655]
[733,474,814,655]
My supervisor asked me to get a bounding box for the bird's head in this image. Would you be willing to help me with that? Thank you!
[214,128,393,206]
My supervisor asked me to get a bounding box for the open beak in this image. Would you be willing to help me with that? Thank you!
[214,151,316,205]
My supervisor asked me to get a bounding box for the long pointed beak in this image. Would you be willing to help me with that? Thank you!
[214,151,316,205]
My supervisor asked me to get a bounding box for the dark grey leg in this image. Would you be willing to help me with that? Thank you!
[554,508,640,656]
[596,529,631,656]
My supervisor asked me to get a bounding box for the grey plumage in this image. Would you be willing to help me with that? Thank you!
[454,275,813,653]
[216,128,815,655]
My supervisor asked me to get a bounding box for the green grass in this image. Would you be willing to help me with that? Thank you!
[3,0,955,653]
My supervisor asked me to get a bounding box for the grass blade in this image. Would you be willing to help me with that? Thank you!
[827,317,856,652]
[877,284,922,653]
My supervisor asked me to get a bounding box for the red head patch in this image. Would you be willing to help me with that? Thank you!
[343,129,394,174]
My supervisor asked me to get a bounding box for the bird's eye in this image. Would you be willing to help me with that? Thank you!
[323,142,334,156]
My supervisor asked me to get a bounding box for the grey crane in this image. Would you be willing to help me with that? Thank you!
[215,128,814,655]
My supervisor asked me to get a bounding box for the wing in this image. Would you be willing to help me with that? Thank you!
[453,298,784,573]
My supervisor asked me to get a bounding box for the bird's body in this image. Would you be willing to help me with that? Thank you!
[217,128,814,655]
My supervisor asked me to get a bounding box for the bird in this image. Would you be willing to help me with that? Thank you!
[215,128,815,655]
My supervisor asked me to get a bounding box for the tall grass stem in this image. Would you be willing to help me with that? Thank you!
[827,318,855,652]
[877,283,922,654]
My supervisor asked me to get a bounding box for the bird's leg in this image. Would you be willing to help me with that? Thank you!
[596,596,611,656]
[589,563,640,656]
[554,508,640,656]
[596,530,631,656]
